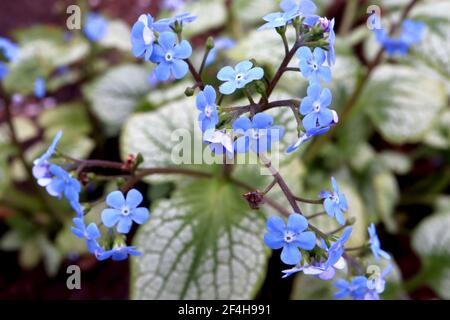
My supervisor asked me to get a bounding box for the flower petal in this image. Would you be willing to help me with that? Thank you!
[131,207,150,224]
[293,231,316,250]
[126,189,143,208]
[173,40,192,59]
[235,60,253,73]
[171,59,189,79]
[281,243,302,265]
[219,81,237,95]
[106,191,125,209]
[217,66,235,81]
[157,31,176,50]
[117,216,133,234]
[264,232,284,249]
[287,213,308,233]
[101,208,121,227]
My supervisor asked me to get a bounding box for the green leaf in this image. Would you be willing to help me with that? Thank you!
[412,211,450,298]
[131,178,269,299]
[362,65,447,144]
[86,64,151,135]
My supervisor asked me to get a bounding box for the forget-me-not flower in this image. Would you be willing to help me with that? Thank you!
[300,83,334,131]
[366,264,393,298]
[32,130,63,187]
[34,77,46,98]
[280,0,317,22]
[258,12,291,31]
[334,276,369,299]
[368,223,390,260]
[232,113,284,154]
[319,177,348,225]
[324,227,352,268]
[196,85,219,132]
[131,14,168,61]
[150,31,192,80]
[205,37,236,66]
[84,13,108,42]
[203,130,234,158]
[71,217,101,253]
[217,60,264,95]
[158,12,197,28]
[286,126,331,153]
[96,244,141,261]
[296,47,331,83]
[264,213,316,265]
[46,164,81,204]
[101,189,150,234]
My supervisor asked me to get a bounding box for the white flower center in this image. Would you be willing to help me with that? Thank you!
[284,231,295,243]
[313,102,321,112]
[165,52,174,61]
[235,73,244,81]
[121,206,131,216]
[204,105,213,117]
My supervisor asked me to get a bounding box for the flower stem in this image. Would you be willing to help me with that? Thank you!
[186,59,205,90]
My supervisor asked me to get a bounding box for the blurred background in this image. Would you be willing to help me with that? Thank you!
[0,0,449,300]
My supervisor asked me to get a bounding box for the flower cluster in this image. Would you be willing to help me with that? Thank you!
[130,13,193,80]
[32,132,150,261]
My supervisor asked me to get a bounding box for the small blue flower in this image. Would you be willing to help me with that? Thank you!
[96,244,141,261]
[84,13,108,42]
[282,256,346,280]
[0,62,8,80]
[203,130,234,158]
[264,213,316,265]
[324,227,352,268]
[286,126,331,153]
[150,31,192,80]
[101,189,150,234]
[296,47,332,83]
[319,177,348,225]
[257,12,290,31]
[334,276,369,300]
[280,0,317,22]
[232,113,284,154]
[217,60,264,95]
[71,217,101,253]
[205,37,236,66]
[46,164,81,204]
[300,83,334,131]
[319,17,336,66]
[374,19,425,57]
[158,12,197,27]
[368,223,390,260]
[367,264,393,297]
[34,77,46,99]
[131,14,168,61]
[0,37,20,62]
[196,85,219,132]
[32,130,63,187]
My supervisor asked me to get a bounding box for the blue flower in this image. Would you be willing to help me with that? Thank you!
[150,31,192,80]
[282,256,346,280]
[46,164,81,204]
[84,13,108,42]
[196,85,219,132]
[324,227,352,268]
[32,130,63,187]
[257,12,290,31]
[96,244,141,261]
[264,213,316,265]
[217,60,264,95]
[34,77,46,99]
[205,37,236,66]
[319,17,336,66]
[101,189,150,234]
[334,276,369,299]
[368,223,390,260]
[367,264,393,297]
[0,37,20,62]
[131,14,168,61]
[374,19,425,57]
[71,217,101,253]
[280,0,317,22]
[203,130,234,158]
[232,113,284,154]
[300,83,334,131]
[296,47,332,83]
[158,12,197,27]
[319,177,348,225]
[0,62,8,80]
[286,126,331,153]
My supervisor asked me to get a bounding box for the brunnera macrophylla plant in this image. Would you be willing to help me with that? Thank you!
[0,0,426,300]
